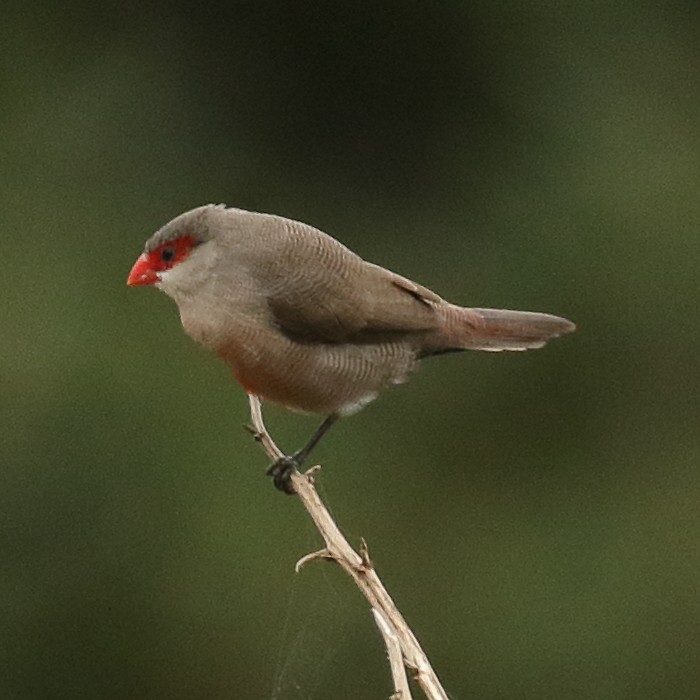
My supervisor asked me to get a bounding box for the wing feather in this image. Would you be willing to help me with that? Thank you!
[265,226,443,344]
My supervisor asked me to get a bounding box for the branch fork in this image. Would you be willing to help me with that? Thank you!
[246,394,448,700]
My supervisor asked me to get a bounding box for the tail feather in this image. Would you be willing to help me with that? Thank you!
[451,306,576,352]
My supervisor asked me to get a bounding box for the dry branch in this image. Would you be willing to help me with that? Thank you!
[373,608,413,700]
[247,394,449,700]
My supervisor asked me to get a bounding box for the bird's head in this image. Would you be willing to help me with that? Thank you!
[127,205,229,300]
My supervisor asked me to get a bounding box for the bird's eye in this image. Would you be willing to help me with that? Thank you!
[160,246,175,263]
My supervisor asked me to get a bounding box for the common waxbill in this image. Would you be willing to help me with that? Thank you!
[127,204,575,492]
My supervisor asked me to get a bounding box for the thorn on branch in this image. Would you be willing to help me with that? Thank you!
[359,537,373,571]
[295,548,333,572]
[303,464,322,484]
[242,423,263,442]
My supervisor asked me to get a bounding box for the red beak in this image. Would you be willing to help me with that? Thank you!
[127,253,158,286]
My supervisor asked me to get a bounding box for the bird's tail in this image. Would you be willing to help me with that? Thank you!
[436,305,576,353]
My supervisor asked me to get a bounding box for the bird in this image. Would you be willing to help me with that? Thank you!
[127,204,575,492]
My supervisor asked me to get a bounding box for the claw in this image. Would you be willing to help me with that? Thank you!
[266,455,299,494]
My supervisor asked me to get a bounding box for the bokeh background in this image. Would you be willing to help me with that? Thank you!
[3,2,700,698]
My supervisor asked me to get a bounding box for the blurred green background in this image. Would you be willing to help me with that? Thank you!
[3,2,699,698]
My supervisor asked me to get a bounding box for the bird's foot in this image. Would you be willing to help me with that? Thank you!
[266,455,300,495]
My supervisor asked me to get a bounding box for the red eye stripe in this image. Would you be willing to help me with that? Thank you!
[127,234,199,286]
[148,235,197,272]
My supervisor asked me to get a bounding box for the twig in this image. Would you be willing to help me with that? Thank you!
[247,394,449,700]
[373,608,413,700]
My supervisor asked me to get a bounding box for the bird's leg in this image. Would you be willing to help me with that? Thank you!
[293,414,339,465]
[266,414,338,494]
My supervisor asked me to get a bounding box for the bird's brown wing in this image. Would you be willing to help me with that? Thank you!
[266,253,444,345]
